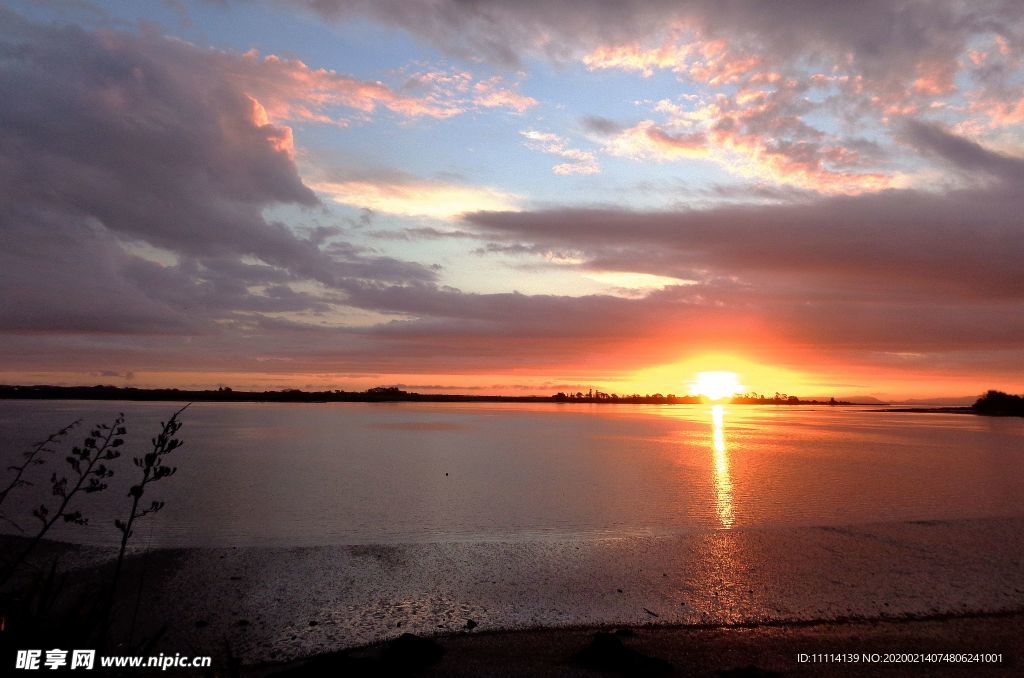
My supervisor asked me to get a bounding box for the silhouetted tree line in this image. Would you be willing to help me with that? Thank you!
[0,384,550,404]
[552,391,700,404]
[730,392,848,405]
[552,391,853,405]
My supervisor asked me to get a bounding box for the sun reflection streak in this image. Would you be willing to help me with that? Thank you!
[711,404,735,528]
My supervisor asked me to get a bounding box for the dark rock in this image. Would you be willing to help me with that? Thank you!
[269,634,445,677]
[266,652,374,677]
[381,633,445,670]
[718,666,782,677]
[464,619,478,630]
[308,620,319,627]
[573,632,672,675]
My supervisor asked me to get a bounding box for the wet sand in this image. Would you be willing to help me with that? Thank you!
[147,517,1024,663]
[5,515,1022,672]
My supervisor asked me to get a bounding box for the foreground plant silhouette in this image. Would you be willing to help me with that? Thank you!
[101,405,188,632]
[0,407,189,653]
[0,415,124,587]
[0,419,81,534]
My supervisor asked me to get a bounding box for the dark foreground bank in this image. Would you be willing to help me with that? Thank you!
[256,613,1022,677]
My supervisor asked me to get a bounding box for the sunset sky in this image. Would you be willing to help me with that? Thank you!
[1,0,1023,399]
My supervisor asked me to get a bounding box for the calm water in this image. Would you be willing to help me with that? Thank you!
[0,400,1021,547]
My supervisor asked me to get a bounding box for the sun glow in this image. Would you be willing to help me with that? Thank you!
[690,371,744,401]
[622,354,813,401]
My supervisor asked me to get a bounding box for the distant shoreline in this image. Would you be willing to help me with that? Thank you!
[8,385,1023,416]
[0,384,880,406]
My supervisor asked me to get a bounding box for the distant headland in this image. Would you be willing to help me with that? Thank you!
[872,390,1024,417]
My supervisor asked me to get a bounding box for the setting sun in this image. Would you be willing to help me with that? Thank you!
[690,371,744,401]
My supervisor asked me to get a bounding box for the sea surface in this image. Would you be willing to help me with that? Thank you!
[1,400,1021,548]
[4,400,1024,656]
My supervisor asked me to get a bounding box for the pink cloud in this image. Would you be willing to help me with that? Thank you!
[472,76,538,113]
[230,51,466,124]
[583,41,695,77]
[521,129,600,175]
[208,54,540,129]
[603,94,895,195]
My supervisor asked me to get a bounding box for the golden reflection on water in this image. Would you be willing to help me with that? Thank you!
[711,404,735,528]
